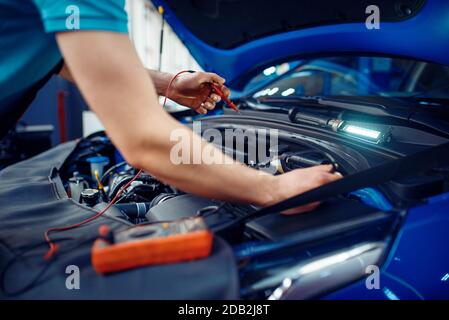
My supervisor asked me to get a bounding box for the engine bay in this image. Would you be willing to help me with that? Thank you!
[55,107,449,299]
[56,121,411,299]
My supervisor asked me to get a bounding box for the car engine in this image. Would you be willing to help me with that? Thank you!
[57,123,403,299]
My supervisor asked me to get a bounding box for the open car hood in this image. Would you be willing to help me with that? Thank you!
[151,0,449,89]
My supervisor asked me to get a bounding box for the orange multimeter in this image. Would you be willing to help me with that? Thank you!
[91,217,213,274]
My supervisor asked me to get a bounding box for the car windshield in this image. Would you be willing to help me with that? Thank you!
[251,56,449,102]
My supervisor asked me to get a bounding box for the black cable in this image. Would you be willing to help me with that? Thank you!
[0,243,53,297]
[132,194,151,203]
[108,176,134,199]
[100,161,127,184]
[115,193,128,204]
[207,203,258,232]
[195,202,227,218]
[1,221,128,297]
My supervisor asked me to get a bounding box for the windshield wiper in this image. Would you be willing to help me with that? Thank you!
[238,98,289,113]
[256,95,409,118]
[253,95,449,138]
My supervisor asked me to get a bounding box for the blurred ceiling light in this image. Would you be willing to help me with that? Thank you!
[253,88,270,98]
[263,66,276,76]
[276,63,290,75]
[268,87,279,96]
[281,88,295,96]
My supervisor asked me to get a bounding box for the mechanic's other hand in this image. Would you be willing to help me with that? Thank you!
[168,71,230,114]
[270,165,342,215]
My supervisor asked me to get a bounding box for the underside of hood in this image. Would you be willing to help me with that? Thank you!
[151,0,449,89]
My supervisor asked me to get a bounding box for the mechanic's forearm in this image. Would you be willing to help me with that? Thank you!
[146,69,173,96]
[56,32,276,206]
[131,117,277,206]
[58,63,175,94]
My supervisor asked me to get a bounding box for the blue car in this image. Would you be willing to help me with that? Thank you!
[1,0,448,300]
[150,0,449,299]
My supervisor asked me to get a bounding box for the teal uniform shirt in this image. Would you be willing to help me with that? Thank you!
[0,0,128,138]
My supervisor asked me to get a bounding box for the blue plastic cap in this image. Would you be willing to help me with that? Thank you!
[86,156,110,164]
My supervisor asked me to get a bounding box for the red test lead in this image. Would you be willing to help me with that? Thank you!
[209,83,241,114]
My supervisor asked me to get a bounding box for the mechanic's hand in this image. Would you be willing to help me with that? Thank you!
[167,71,230,114]
[270,164,342,215]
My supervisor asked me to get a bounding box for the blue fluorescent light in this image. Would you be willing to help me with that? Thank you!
[342,124,381,140]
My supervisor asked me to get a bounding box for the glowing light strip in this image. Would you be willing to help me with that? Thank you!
[343,125,381,140]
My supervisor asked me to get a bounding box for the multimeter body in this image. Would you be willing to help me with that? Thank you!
[92,217,213,274]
